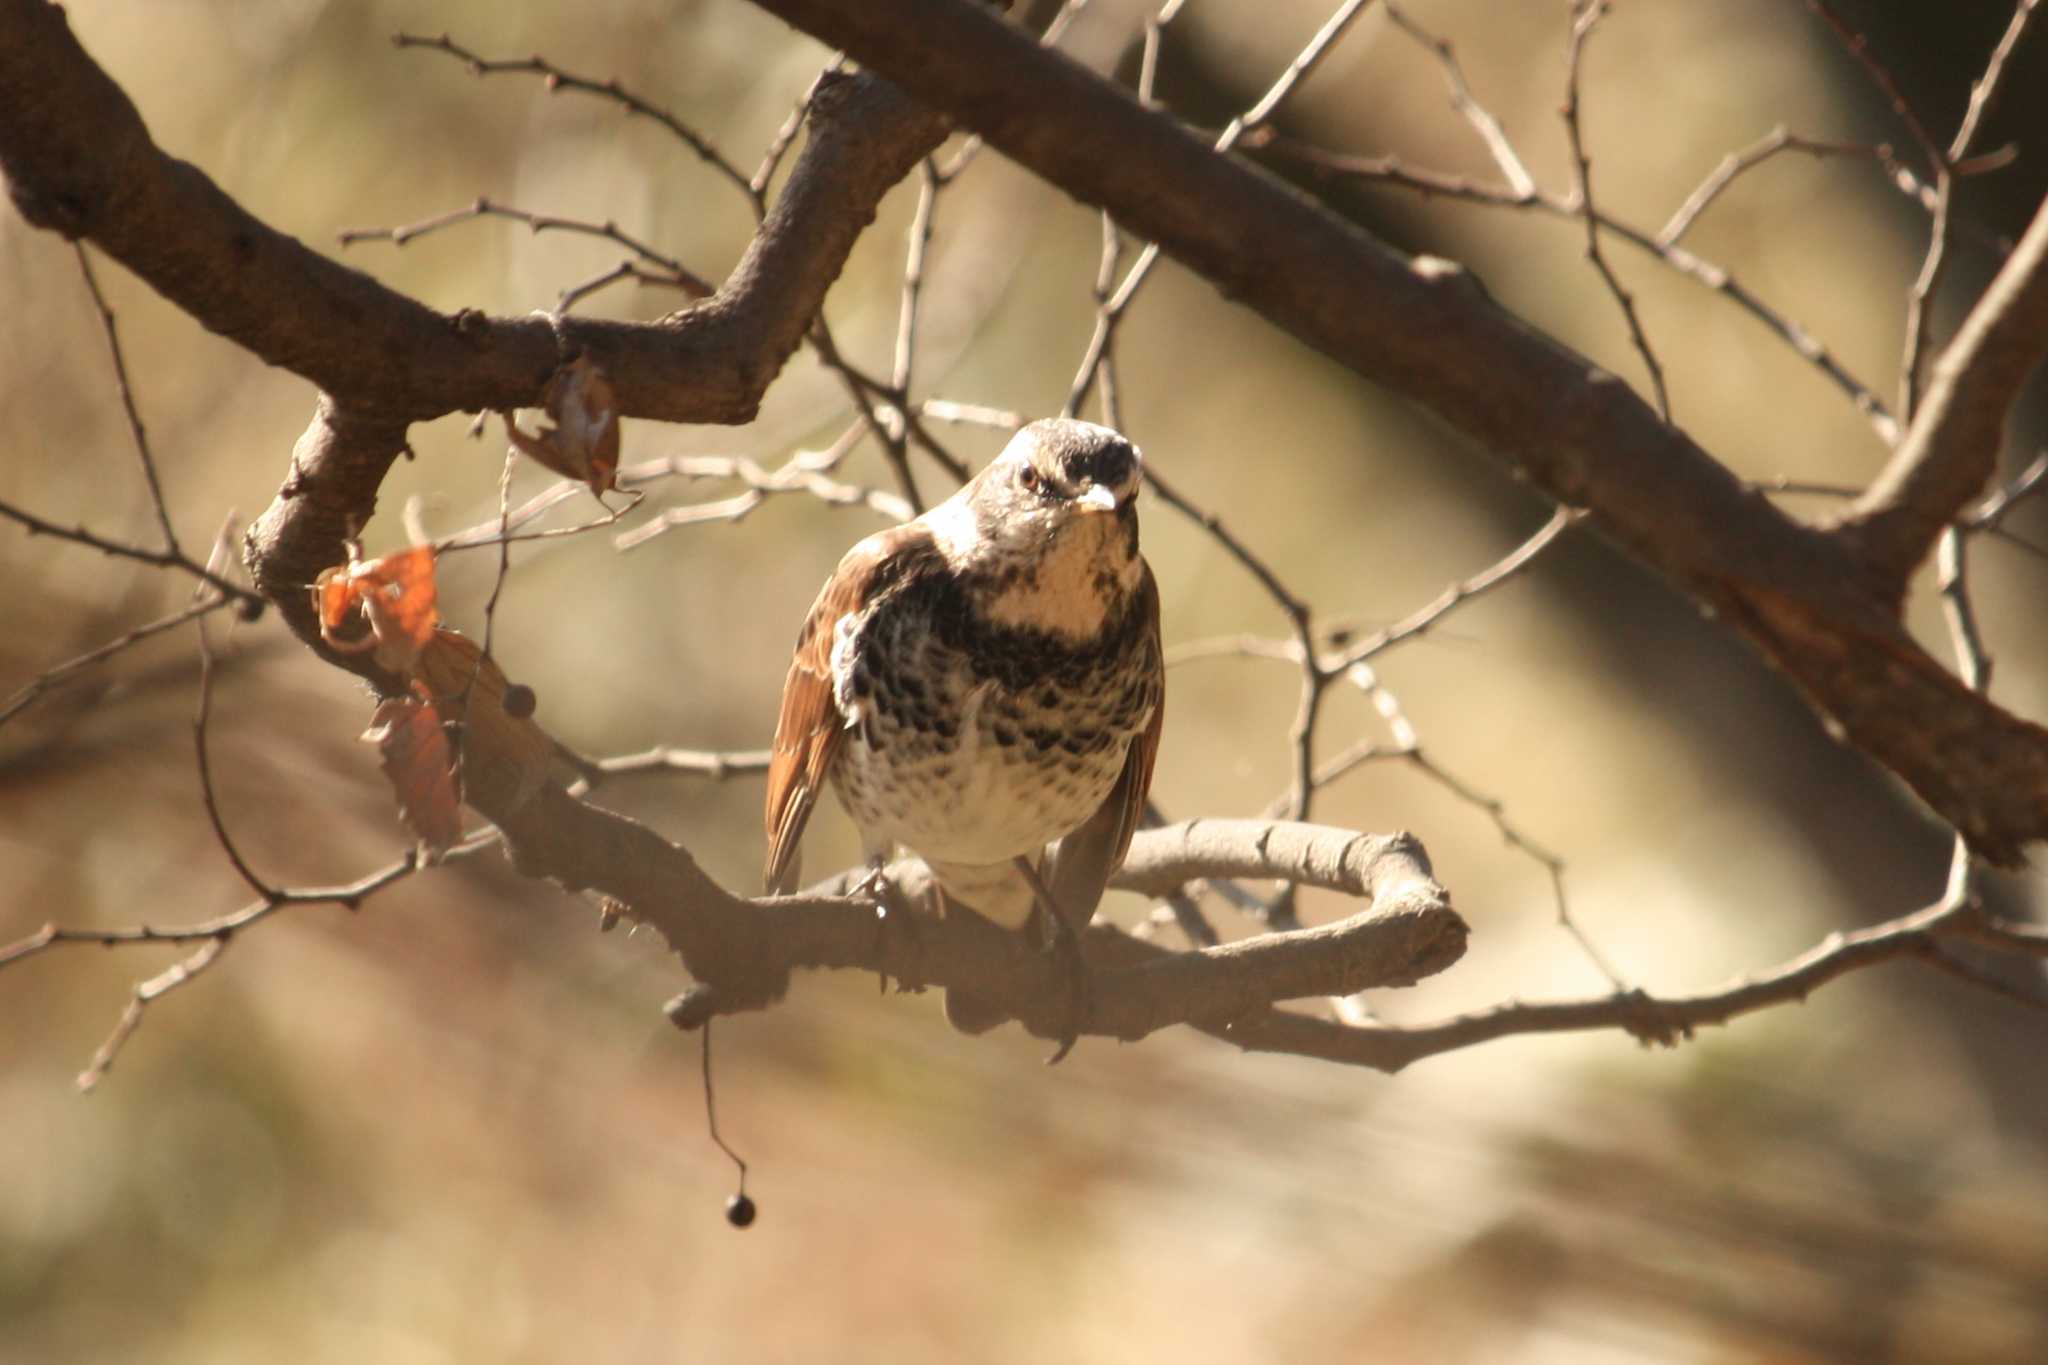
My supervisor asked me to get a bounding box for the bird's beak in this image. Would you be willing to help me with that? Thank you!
[1076,482,1121,513]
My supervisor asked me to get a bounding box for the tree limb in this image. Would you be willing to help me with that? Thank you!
[0,0,947,426]
[486,781,1466,1049]
[1841,192,2048,594]
[744,0,2048,862]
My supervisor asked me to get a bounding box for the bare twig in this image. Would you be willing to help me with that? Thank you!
[76,938,226,1092]
[1563,1,1671,422]
[1333,505,1581,669]
[1067,0,1361,416]
[1381,1,1537,197]
[0,500,264,611]
[393,32,762,215]
[0,593,233,729]
[751,57,844,198]
[1800,0,1947,174]
[337,196,715,298]
[192,615,278,903]
[1844,192,2048,590]
[1966,449,2048,530]
[73,243,180,552]
[556,260,707,313]
[1256,134,1898,444]
[562,744,774,788]
[1659,128,1893,247]
[1937,527,1990,693]
[1902,0,2042,421]
[611,439,913,550]
[1949,1,2041,166]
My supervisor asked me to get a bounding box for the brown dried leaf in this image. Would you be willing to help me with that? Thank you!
[412,630,553,812]
[362,696,462,858]
[502,353,621,494]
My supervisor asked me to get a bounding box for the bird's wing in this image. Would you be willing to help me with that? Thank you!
[762,528,939,894]
[1045,563,1165,927]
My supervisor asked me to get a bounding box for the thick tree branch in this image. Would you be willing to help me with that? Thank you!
[484,777,1466,1049]
[1841,192,2048,593]
[747,0,2048,862]
[0,0,946,427]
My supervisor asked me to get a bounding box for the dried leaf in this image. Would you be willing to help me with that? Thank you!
[315,543,441,674]
[502,353,621,494]
[412,630,553,812]
[362,696,462,858]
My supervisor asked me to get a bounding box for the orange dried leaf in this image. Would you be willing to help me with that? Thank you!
[502,353,621,494]
[361,696,463,858]
[314,543,441,674]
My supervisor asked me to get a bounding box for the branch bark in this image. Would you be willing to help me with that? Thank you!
[1841,192,2048,593]
[745,0,2048,862]
[488,780,1466,1050]
[0,0,945,425]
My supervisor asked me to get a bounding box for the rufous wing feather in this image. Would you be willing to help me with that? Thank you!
[763,534,920,894]
[1045,563,1164,925]
[762,584,851,895]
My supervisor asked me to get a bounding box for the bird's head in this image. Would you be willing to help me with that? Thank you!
[928,418,1147,636]
[966,417,1142,550]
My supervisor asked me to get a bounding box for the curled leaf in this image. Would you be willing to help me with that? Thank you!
[502,353,620,494]
[362,697,462,859]
[315,543,440,674]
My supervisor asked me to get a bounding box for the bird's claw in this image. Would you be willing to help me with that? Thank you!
[860,865,926,994]
[1042,918,1091,1065]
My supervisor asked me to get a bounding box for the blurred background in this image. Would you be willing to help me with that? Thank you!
[5,1,2048,1360]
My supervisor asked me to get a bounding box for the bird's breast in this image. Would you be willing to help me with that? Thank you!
[826,576,1157,867]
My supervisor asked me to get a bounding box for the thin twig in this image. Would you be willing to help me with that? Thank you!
[72,243,180,554]
[192,615,278,903]
[1563,1,1671,422]
[611,439,913,550]
[1333,505,1581,670]
[805,318,925,512]
[1658,127,1894,247]
[1382,1,1538,197]
[1900,0,2042,422]
[1258,137,1898,444]
[1937,527,1991,693]
[560,744,774,790]
[1948,0,2041,165]
[1966,449,2048,530]
[1800,0,1948,174]
[0,594,232,729]
[393,32,762,215]
[0,499,264,611]
[76,938,226,1092]
[337,196,713,297]
[751,58,843,198]
[556,260,707,313]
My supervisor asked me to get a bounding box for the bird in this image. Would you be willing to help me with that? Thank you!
[763,417,1164,984]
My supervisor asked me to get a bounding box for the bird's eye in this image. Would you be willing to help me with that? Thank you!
[1017,465,1041,493]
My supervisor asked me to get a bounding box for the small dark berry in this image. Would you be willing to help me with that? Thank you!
[724,1193,756,1229]
[236,596,266,623]
[501,682,537,719]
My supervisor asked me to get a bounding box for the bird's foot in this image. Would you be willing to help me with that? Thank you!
[858,861,924,994]
[1012,854,1091,1064]
[1042,917,1092,1065]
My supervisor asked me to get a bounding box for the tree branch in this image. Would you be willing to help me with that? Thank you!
[1840,191,2048,594]
[744,0,2048,862]
[0,0,946,428]
[487,774,1466,1050]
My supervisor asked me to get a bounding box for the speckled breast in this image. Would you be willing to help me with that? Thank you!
[828,573,1157,867]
